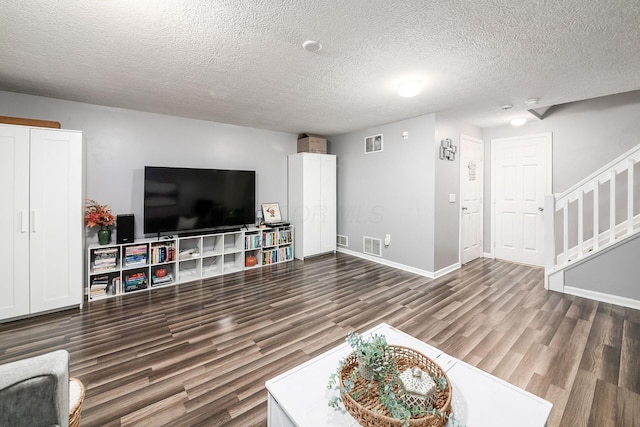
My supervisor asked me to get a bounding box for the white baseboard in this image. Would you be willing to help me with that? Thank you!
[434,262,461,278]
[483,252,493,259]
[563,286,640,310]
[337,248,442,279]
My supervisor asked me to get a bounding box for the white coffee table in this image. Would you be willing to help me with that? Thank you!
[265,323,552,427]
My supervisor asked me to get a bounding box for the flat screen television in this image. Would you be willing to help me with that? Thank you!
[144,166,255,236]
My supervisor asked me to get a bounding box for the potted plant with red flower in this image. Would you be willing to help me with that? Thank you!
[85,199,116,245]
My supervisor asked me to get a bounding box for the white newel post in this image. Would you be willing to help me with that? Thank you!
[544,194,556,290]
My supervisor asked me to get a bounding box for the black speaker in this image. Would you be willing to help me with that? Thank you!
[116,214,135,244]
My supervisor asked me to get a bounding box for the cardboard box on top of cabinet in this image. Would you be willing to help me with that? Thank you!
[297,133,327,154]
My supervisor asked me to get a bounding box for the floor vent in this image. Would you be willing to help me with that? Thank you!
[363,236,382,257]
[337,234,348,247]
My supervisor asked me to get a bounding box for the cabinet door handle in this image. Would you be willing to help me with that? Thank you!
[31,210,36,232]
[21,210,28,233]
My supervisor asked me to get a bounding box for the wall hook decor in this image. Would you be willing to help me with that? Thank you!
[439,138,457,161]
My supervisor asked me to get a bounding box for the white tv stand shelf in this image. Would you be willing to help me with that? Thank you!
[86,225,293,301]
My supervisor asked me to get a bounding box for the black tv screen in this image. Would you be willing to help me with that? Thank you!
[144,167,255,235]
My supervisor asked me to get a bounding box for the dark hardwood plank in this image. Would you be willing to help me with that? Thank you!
[1,254,640,426]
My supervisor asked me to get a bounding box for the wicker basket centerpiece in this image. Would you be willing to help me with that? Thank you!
[329,333,452,427]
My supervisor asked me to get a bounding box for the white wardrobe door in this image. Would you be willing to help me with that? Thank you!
[0,125,31,319]
[302,154,322,257]
[29,129,83,313]
[319,155,336,253]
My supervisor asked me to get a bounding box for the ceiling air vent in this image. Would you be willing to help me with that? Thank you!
[337,234,348,247]
[363,236,382,257]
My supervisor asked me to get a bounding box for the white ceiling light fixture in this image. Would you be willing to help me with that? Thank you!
[510,117,527,127]
[525,98,540,107]
[397,80,423,98]
[302,40,322,53]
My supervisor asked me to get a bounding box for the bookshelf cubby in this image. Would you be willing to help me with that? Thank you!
[86,226,294,301]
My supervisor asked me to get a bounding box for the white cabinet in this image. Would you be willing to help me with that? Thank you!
[288,153,336,260]
[0,124,84,320]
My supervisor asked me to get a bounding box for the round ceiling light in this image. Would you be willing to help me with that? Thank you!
[510,118,527,127]
[302,40,322,53]
[397,80,423,98]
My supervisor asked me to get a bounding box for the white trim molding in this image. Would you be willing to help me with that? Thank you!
[564,286,640,311]
[337,248,460,279]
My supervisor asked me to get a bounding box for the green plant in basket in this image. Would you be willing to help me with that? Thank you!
[327,332,461,427]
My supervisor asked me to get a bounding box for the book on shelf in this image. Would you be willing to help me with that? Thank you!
[91,275,119,298]
[123,271,147,292]
[92,248,118,271]
[245,234,261,250]
[93,247,118,255]
[151,244,175,263]
[263,232,277,247]
[151,273,174,286]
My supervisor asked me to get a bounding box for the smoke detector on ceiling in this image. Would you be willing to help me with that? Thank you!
[501,104,513,110]
[302,40,322,53]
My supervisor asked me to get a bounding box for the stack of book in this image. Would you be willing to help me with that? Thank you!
[125,245,147,267]
[124,271,147,292]
[152,273,174,287]
[92,248,118,272]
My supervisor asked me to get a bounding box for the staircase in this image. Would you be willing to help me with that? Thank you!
[544,144,640,296]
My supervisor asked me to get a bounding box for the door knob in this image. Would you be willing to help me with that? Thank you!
[538,207,544,212]
[462,207,468,211]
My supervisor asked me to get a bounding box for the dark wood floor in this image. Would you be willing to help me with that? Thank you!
[1,254,639,426]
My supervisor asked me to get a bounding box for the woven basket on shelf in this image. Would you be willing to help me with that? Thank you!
[339,345,452,427]
[69,377,86,427]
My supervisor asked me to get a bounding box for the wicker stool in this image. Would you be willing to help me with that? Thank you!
[69,378,85,427]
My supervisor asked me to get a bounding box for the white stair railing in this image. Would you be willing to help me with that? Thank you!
[545,144,640,288]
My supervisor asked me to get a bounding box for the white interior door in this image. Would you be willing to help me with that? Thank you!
[319,155,336,253]
[460,135,484,264]
[492,133,552,266]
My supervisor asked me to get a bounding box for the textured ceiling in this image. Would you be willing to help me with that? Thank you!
[1,0,639,136]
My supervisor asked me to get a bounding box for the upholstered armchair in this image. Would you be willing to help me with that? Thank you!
[0,350,70,427]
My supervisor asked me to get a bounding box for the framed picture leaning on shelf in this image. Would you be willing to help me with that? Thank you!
[261,203,282,224]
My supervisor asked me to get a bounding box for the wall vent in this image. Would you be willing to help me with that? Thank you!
[364,134,383,154]
[363,236,382,257]
[337,234,348,247]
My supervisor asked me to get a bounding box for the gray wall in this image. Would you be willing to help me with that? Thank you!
[481,90,640,253]
[564,233,640,300]
[434,116,482,270]
[0,91,297,244]
[331,114,436,272]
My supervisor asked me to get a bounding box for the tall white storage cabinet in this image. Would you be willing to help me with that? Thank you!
[288,153,336,260]
[0,124,84,321]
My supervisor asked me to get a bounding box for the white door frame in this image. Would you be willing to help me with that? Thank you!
[459,134,484,264]
[490,132,552,263]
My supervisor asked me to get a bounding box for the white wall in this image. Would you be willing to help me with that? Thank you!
[0,91,297,243]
